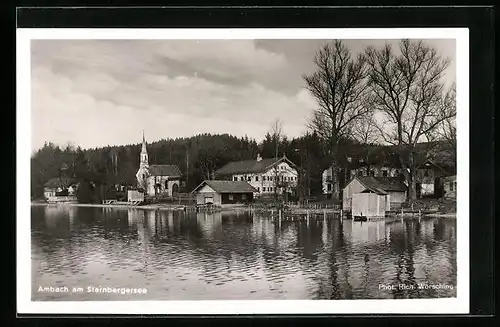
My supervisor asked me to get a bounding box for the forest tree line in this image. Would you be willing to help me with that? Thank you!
[31,132,359,201]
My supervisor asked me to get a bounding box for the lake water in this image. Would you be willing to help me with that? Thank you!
[31,205,457,301]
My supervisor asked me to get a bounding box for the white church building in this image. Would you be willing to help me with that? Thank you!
[135,133,182,196]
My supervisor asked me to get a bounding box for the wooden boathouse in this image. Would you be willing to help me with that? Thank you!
[191,180,257,206]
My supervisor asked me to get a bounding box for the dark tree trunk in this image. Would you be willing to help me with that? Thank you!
[407,151,417,203]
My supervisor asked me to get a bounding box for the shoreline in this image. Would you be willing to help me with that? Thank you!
[31,202,257,212]
[31,202,455,218]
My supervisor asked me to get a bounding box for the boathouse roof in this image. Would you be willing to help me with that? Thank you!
[148,164,182,177]
[215,156,297,175]
[355,176,407,192]
[191,180,258,194]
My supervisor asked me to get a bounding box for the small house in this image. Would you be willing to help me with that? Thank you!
[191,180,258,206]
[443,175,457,199]
[127,189,145,203]
[43,177,78,203]
[343,176,407,212]
[415,159,453,198]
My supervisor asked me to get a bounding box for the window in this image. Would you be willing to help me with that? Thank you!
[382,170,388,177]
[240,177,244,181]
[263,187,266,192]
[263,176,266,181]
[247,176,251,182]
[255,176,259,181]
[228,194,234,200]
[242,194,247,200]
[269,187,273,192]
[357,171,363,177]
[165,181,168,189]
[449,182,454,191]
[369,170,375,177]
[424,170,429,177]
[142,174,145,179]
[257,187,260,192]
[327,183,332,191]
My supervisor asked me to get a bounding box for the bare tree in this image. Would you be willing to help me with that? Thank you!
[364,39,455,202]
[351,113,379,145]
[271,119,283,159]
[196,147,223,181]
[303,40,370,200]
[439,84,457,165]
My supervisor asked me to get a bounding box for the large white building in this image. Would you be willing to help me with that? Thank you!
[136,133,182,196]
[215,154,299,197]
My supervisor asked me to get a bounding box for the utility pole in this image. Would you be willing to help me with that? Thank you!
[294,147,304,205]
[186,148,189,191]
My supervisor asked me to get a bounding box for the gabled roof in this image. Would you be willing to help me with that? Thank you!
[352,176,407,192]
[360,187,388,195]
[215,156,297,175]
[44,177,77,189]
[148,164,182,177]
[191,180,258,194]
[416,159,449,173]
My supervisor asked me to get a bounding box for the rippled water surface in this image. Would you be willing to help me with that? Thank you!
[31,205,456,301]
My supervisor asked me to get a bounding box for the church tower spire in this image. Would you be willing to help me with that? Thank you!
[140,130,149,168]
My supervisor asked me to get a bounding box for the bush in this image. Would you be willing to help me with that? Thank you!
[75,180,96,203]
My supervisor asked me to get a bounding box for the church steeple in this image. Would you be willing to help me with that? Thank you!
[140,130,149,168]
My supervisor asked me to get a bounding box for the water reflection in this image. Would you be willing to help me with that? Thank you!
[31,206,457,301]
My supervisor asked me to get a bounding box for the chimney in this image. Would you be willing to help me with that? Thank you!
[256,153,262,162]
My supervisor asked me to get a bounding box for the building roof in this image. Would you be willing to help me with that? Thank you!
[191,180,258,194]
[354,176,407,192]
[148,164,182,177]
[215,156,297,175]
[44,177,77,189]
[360,187,388,195]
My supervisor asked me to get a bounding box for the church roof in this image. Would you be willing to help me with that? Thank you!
[191,180,258,194]
[148,164,182,177]
[141,132,147,154]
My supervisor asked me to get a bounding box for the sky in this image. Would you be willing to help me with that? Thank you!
[31,38,456,151]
